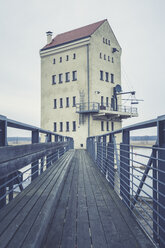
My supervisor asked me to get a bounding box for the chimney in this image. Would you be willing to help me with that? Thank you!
[46,31,53,44]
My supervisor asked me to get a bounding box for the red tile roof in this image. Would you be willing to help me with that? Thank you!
[41,19,107,51]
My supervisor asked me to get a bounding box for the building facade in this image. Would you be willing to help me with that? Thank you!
[40,19,137,148]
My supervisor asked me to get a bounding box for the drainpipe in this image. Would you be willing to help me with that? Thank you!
[87,44,90,137]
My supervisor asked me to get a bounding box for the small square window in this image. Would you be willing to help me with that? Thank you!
[52,75,56,84]
[100,70,104,81]
[111,74,114,83]
[59,73,63,83]
[80,144,83,147]
[101,121,104,131]
[73,121,76,131]
[73,96,76,107]
[60,98,63,108]
[66,97,69,107]
[54,99,57,109]
[60,122,63,132]
[105,72,109,82]
[65,72,70,82]
[72,71,77,81]
[54,122,57,132]
[107,121,109,131]
[66,122,69,132]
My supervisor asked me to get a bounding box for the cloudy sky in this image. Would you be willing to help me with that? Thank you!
[0,0,165,134]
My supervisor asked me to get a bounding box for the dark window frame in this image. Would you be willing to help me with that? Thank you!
[72,71,77,81]
[60,122,63,132]
[100,70,104,81]
[54,122,57,132]
[105,72,109,82]
[66,97,69,107]
[65,72,70,82]
[73,96,76,107]
[60,98,63,108]
[54,99,57,109]
[72,121,76,131]
[52,75,56,85]
[59,73,63,84]
[111,73,114,84]
[101,121,104,131]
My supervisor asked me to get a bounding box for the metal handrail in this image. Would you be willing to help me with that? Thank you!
[86,115,165,248]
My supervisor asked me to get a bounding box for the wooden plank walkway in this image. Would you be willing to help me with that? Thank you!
[43,150,154,248]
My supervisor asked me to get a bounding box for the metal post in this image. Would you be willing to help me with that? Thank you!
[0,117,7,208]
[107,134,115,188]
[46,133,52,168]
[120,130,130,207]
[102,136,107,176]
[157,119,165,247]
[31,130,39,181]
[152,146,158,243]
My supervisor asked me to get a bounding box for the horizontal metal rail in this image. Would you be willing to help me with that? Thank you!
[0,115,74,209]
[86,115,165,248]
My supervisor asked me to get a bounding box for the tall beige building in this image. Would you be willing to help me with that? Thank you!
[40,19,137,148]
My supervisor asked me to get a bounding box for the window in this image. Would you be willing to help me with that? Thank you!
[108,56,110,61]
[106,39,107,44]
[54,122,57,132]
[65,72,70,82]
[103,37,105,43]
[52,75,56,84]
[101,121,104,131]
[111,74,114,83]
[111,122,114,131]
[60,57,62,63]
[66,122,69,132]
[72,71,77,81]
[100,52,102,59]
[59,73,63,83]
[73,121,76,131]
[73,53,76,59]
[100,70,104,81]
[107,121,109,131]
[104,54,106,60]
[54,99,57,109]
[73,96,76,107]
[66,97,69,107]
[112,57,114,63]
[53,58,56,64]
[101,96,104,106]
[60,122,63,132]
[66,55,69,61]
[108,40,110,46]
[60,98,63,108]
[105,72,109,82]
[106,97,109,107]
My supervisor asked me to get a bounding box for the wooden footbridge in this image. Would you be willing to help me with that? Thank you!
[0,115,165,248]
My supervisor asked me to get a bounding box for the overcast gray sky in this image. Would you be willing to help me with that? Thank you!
[0,0,165,133]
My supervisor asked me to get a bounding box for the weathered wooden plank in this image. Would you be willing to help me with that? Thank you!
[0,151,74,248]
[0,151,73,242]
[43,154,76,247]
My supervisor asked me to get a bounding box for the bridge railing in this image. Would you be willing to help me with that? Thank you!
[86,115,165,248]
[0,115,74,209]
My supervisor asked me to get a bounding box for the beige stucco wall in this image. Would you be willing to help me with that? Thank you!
[40,20,122,148]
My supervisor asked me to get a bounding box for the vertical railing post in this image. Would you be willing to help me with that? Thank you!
[152,145,158,243]
[102,135,107,176]
[46,133,52,168]
[97,136,101,167]
[0,117,7,208]
[120,130,130,207]
[31,129,39,181]
[107,134,115,188]
[157,118,165,247]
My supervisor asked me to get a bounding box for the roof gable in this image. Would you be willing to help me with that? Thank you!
[41,19,107,51]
